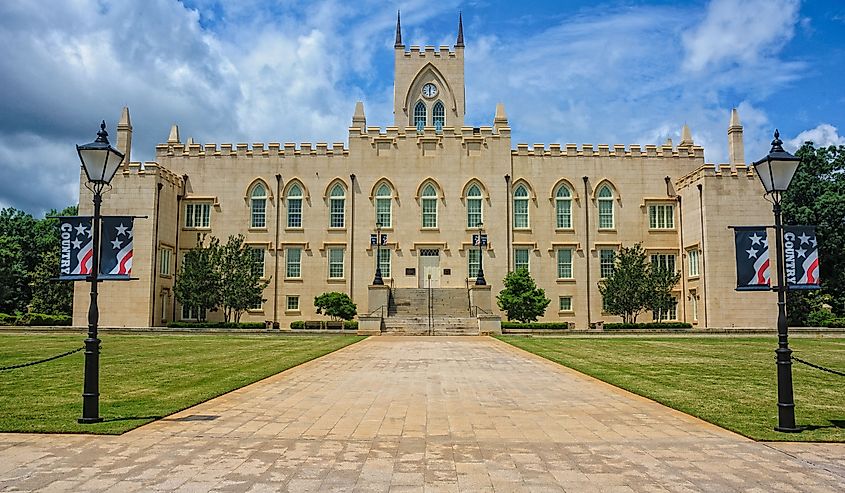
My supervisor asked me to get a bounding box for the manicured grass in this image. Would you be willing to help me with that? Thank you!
[498,335,845,442]
[0,333,364,434]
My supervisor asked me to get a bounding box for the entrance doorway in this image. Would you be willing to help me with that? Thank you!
[418,249,440,288]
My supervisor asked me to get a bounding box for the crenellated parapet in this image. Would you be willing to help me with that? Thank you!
[154,141,349,159]
[122,161,184,187]
[674,163,754,191]
[404,45,459,58]
[512,143,705,159]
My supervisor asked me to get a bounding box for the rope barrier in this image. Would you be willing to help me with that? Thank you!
[793,356,845,377]
[0,347,84,372]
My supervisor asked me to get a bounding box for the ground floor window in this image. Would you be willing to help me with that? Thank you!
[651,253,676,273]
[690,291,698,321]
[286,295,300,311]
[378,248,391,278]
[468,249,480,279]
[181,305,205,321]
[559,296,572,312]
[653,296,678,321]
[599,249,616,278]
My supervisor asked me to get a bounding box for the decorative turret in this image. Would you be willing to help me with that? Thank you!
[494,102,508,132]
[728,107,744,166]
[117,106,132,172]
[456,12,465,48]
[352,101,366,129]
[167,124,180,144]
[394,11,403,48]
[679,123,694,147]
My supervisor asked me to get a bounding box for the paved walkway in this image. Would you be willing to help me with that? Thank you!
[1,336,843,492]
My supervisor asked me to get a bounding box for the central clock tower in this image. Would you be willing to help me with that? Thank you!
[393,12,466,129]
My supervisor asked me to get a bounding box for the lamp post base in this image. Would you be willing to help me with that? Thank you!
[77,417,104,424]
[774,425,805,433]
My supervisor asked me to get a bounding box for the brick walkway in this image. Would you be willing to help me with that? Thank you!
[1,336,843,492]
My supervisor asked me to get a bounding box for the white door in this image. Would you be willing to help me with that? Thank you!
[418,249,440,288]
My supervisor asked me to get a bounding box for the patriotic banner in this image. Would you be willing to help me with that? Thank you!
[58,216,94,280]
[735,227,771,291]
[784,226,821,290]
[99,217,134,279]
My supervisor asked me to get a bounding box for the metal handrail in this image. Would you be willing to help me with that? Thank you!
[364,304,386,318]
[470,305,493,317]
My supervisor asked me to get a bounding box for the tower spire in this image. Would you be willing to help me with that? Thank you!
[456,12,465,47]
[394,10,403,48]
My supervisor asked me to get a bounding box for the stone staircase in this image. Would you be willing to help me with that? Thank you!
[383,288,479,335]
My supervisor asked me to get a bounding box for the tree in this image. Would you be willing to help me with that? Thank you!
[599,243,680,324]
[314,292,357,321]
[29,206,77,315]
[782,142,845,323]
[173,234,221,322]
[0,208,38,313]
[496,268,550,322]
[216,235,269,323]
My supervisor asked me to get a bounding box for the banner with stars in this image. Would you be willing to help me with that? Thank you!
[99,217,134,279]
[58,216,94,280]
[784,226,821,290]
[734,227,771,291]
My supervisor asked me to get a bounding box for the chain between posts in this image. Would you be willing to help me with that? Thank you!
[0,347,84,372]
[792,355,845,377]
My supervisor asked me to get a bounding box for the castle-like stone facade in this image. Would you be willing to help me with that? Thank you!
[73,15,776,329]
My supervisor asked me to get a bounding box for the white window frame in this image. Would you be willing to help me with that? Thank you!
[378,248,391,279]
[184,202,211,229]
[599,249,616,279]
[414,100,426,131]
[466,184,483,229]
[329,184,346,228]
[421,184,438,228]
[648,203,675,230]
[250,247,265,278]
[559,296,573,312]
[286,247,302,279]
[597,186,614,230]
[690,291,698,322]
[555,185,572,229]
[328,247,345,279]
[159,247,172,276]
[468,248,480,279]
[250,183,267,229]
[432,100,445,131]
[287,184,303,229]
[514,248,530,272]
[688,249,700,277]
[556,248,573,280]
[513,185,530,229]
[653,296,678,322]
[286,295,300,312]
[650,253,676,273]
[375,183,392,228]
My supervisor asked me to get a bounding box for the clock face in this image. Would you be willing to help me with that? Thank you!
[422,83,438,99]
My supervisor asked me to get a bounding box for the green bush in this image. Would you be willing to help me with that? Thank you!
[166,321,265,329]
[501,322,571,330]
[807,308,837,327]
[825,318,845,328]
[603,322,692,330]
[0,313,18,326]
[290,321,305,330]
[343,320,358,331]
[0,312,72,326]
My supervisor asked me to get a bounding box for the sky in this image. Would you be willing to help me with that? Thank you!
[1,0,844,216]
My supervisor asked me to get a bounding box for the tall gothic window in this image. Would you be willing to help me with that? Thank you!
[432,101,445,131]
[513,185,529,229]
[466,184,482,228]
[421,184,438,228]
[414,100,426,132]
[286,183,303,228]
[250,183,267,228]
[598,185,614,229]
[329,183,346,228]
[375,183,392,228]
[555,184,572,229]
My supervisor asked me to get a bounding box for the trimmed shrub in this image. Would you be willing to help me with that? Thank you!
[825,318,845,328]
[603,322,692,330]
[290,321,305,330]
[343,320,358,331]
[0,313,17,326]
[166,321,265,329]
[502,322,571,330]
[0,313,72,326]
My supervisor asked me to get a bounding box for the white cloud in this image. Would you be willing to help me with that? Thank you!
[788,124,845,150]
[682,0,801,72]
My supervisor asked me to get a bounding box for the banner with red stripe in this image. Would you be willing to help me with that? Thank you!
[734,227,771,291]
[784,226,821,290]
[99,217,134,279]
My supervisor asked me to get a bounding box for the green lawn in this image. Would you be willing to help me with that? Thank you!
[0,333,364,434]
[498,335,845,442]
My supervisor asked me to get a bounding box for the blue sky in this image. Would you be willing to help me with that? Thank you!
[1,0,844,215]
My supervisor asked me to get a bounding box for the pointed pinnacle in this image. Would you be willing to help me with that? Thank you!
[394,11,403,48]
[456,12,465,47]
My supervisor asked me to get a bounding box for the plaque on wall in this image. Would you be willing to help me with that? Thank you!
[405,268,416,276]
[443,269,451,275]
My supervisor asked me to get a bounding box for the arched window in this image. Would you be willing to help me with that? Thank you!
[432,101,445,131]
[598,185,614,229]
[329,183,346,228]
[287,183,303,228]
[555,184,572,229]
[513,185,529,229]
[250,183,267,228]
[421,184,438,228]
[375,183,392,228]
[414,100,427,132]
[466,184,482,228]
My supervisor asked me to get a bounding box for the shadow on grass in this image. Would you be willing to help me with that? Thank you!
[801,420,845,432]
[100,416,162,423]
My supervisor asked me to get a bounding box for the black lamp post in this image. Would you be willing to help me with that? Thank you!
[475,222,486,285]
[76,121,124,424]
[752,129,803,433]
[373,222,384,285]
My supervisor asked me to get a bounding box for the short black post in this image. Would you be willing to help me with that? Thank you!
[79,191,103,424]
[772,197,800,432]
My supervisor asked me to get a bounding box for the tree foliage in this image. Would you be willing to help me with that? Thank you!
[783,142,845,324]
[217,235,269,323]
[598,243,681,324]
[314,292,357,321]
[173,234,221,322]
[0,205,77,315]
[496,268,551,322]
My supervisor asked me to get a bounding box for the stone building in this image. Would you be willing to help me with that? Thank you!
[73,15,776,331]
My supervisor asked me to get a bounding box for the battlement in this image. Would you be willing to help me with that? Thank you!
[404,45,458,58]
[154,141,349,159]
[511,143,705,159]
[349,124,509,141]
[674,164,754,190]
[123,161,184,186]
